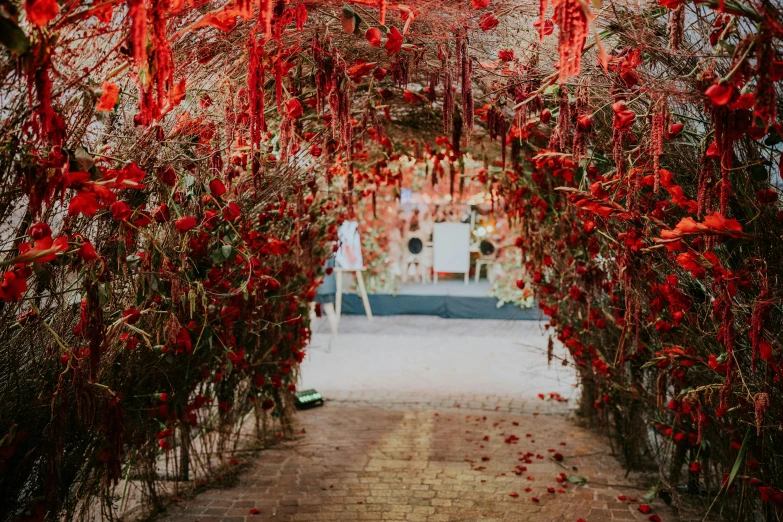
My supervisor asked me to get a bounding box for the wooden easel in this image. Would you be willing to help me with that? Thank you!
[334,267,373,321]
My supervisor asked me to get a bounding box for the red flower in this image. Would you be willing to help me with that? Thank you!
[532,18,554,36]
[705,82,734,106]
[0,269,28,302]
[28,222,52,241]
[263,238,289,255]
[96,82,119,112]
[540,109,551,123]
[223,201,241,221]
[156,166,178,187]
[16,236,69,264]
[68,191,103,217]
[756,189,778,205]
[689,461,701,473]
[472,0,489,7]
[78,241,99,261]
[365,27,382,47]
[110,162,146,189]
[385,26,403,55]
[123,308,141,325]
[759,487,783,508]
[249,508,261,515]
[498,49,514,61]
[373,67,388,81]
[25,0,59,26]
[153,203,171,223]
[509,492,520,498]
[569,285,582,300]
[638,504,652,514]
[576,114,592,130]
[209,179,227,197]
[667,122,684,139]
[403,90,424,104]
[347,61,378,83]
[285,98,303,119]
[478,12,499,31]
[110,201,132,221]
[175,216,198,234]
[612,102,636,129]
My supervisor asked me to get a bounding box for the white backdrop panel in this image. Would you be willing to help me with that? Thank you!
[335,221,363,269]
[433,223,470,273]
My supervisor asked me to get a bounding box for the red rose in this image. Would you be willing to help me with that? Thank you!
[385,26,403,55]
[209,178,227,197]
[667,122,684,139]
[705,82,734,106]
[175,216,198,234]
[110,201,132,221]
[78,241,99,261]
[365,27,382,47]
[478,12,498,31]
[285,98,303,119]
[25,0,59,26]
[29,222,52,240]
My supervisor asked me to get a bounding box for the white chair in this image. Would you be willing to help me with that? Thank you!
[401,234,426,283]
[474,239,499,283]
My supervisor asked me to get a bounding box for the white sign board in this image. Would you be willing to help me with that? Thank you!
[433,222,470,273]
[335,221,363,269]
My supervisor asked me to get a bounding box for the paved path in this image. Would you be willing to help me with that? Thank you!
[161,317,680,522]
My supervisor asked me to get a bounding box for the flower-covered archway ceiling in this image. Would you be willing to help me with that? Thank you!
[3,0,616,190]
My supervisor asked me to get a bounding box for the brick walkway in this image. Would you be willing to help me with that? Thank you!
[160,317,680,522]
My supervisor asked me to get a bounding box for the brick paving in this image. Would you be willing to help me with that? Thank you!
[160,317,682,522]
[161,401,680,522]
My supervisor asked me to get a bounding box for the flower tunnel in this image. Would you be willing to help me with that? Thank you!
[0,0,782,519]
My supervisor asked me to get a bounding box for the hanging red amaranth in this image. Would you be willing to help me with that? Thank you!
[549,85,570,152]
[461,42,474,143]
[440,44,454,133]
[486,106,507,168]
[128,0,147,67]
[650,99,667,192]
[538,0,548,41]
[29,53,66,151]
[667,4,684,51]
[750,272,770,373]
[711,105,735,215]
[656,371,667,409]
[328,65,352,160]
[258,0,274,37]
[378,0,387,25]
[571,81,589,161]
[697,159,713,216]
[247,30,266,170]
[295,3,307,31]
[552,0,589,83]
[754,31,777,127]
[754,392,769,436]
[150,0,174,111]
